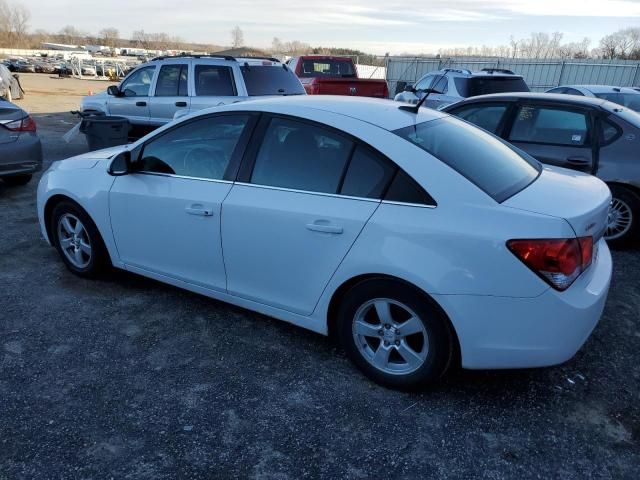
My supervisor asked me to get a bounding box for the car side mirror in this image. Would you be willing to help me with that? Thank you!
[107,85,121,96]
[108,151,131,176]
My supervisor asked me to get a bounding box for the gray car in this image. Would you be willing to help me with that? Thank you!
[0,99,43,186]
[394,68,529,110]
[546,85,640,112]
[443,92,640,247]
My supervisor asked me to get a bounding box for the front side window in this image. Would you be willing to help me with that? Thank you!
[138,115,249,180]
[414,75,435,91]
[394,117,540,202]
[251,117,353,194]
[195,65,236,96]
[449,103,509,134]
[240,65,305,96]
[155,64,188,97]
[509,105,590,146]
[121,66,156,97]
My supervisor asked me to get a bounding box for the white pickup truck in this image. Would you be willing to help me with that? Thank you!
[81,55,305,131]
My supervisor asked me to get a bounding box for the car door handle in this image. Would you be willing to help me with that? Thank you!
[175,101,187,107]
[185,204,213,216]
[306,221,343,234]
[566,156,590,166]
[135,101,147,107]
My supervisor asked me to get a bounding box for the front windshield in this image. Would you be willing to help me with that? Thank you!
[394,117,540,202]
[595,92,640,112]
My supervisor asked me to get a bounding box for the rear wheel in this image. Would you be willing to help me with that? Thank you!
[3,174,32,186]
[337,278,454,390]
[51,201,110,278]
[605,185,640,249]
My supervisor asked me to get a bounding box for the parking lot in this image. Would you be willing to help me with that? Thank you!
[1,74,639,478]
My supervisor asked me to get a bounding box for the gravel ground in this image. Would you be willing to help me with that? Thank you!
[0,75,639,479]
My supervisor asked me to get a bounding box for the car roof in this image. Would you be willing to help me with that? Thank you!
[561,85,640,94]
[195,95,446,131]
[445,92,610,108]
[150,54,281,65]
[427,68,523,79]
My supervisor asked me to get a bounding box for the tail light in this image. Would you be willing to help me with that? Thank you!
[2,115,37,132]
[507,237,594,291]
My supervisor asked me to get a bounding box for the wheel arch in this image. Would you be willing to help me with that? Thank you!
[44,194,110,259]
[606,181,640,199]
[326,273,462,365]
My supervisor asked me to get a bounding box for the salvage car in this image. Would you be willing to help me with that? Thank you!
[81,54,305,133]
[0,64,23,102]
[443,92,640,247]
[546,85,640,112]
[287,55,389,98]
[0,98,42,185]
[394,68,530,110]
[38,96,611,390]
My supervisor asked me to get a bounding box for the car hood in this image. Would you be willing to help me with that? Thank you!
[51,145,126,171]
[504,165,611,240]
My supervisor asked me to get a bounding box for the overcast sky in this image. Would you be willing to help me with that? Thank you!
[20,0,640,54]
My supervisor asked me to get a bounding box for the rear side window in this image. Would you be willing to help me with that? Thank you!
[384,170,436,206]
[251,117,353,193]
[240,65,305,96]
[449,103,509,134]
[394,117,540,202]
[509,106,589,146]
[339,146,396,199]
[195,65,236,96]
[456,77,529,97]
[155,64,188,97]
[299,59,356,78]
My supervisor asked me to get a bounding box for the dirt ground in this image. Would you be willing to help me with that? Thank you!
[0,74,639,479]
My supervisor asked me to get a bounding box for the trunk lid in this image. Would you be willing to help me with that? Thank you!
[504,165,611,240]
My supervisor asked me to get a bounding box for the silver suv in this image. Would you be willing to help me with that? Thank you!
[394,68,529,110]
[81,55,305,129]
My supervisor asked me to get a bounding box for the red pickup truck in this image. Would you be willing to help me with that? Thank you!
[287,56,389,98]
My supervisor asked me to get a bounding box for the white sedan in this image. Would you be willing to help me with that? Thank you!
[38,96,613,390]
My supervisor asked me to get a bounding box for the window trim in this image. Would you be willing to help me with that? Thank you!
[504,102,595,148]
[596,112,623,147]
[234,112,436,206]
[132,111,259,182]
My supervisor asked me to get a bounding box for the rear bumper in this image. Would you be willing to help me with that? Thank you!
[0,135,43,177]
[435,239,612,369]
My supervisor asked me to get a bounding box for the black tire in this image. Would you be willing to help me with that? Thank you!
[50,200,111,278]
[606,185,640,249]
[3,174,32,186]
[337,278,454,391]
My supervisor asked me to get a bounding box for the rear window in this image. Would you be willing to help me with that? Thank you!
[456,77,529,97]
[240,65,305,96]
[594,92,640,112]
[298,59,356,78]
[393,117,540,202]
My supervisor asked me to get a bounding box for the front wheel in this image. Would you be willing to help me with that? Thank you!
[605,185,640,249]
[337,279,454,390]
[51,201,111,278]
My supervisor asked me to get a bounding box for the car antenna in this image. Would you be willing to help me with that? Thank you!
[398,76,444,114]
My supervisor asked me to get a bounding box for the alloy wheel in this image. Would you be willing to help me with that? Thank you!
[352,298,429,375]
[605,197,633,240]
[57,213,92,269]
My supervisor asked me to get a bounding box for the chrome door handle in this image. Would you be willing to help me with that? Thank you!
[306,221,343,234]
[185,204,213,216]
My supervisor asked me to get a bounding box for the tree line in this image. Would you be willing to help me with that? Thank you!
[1,0,639,61]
